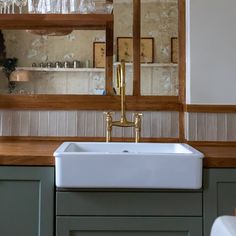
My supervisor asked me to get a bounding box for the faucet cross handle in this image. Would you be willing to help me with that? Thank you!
[103,112,114,143]
[133,113,143,121]
[133,113,143,143]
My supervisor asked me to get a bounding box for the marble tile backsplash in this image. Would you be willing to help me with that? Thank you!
[186,113,236,141]
[0,110,179,138]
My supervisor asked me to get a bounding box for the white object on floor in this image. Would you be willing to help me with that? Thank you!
[211,216,236,236]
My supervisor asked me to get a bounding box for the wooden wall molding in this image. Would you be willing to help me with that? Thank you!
[187,141,236,147]
[178,0,186,141]
[185,104,236,113]
[0,136,180,143]
[0,95,181,111]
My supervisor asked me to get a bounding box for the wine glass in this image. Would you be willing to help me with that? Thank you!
[15,0,27,13]
[37,0,52,13]
[3,0,13,13]
[79,0,95,14]
[0,0,4,13]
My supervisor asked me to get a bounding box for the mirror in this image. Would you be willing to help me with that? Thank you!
[140,0,178,96]
[0,0,179,96]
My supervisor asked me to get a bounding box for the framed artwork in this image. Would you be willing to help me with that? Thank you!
[0,30,6,66]
[93,42,106,68]
[117,37,154,63]
[117,37,133,62]
[171,37,178,63]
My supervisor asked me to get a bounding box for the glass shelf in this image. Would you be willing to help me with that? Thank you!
[16,67,105,72]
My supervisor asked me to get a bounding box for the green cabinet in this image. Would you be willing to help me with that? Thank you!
[56,191,203,236]
[204,169,236,236]
[0,166,54,236]
[57,216,202,236]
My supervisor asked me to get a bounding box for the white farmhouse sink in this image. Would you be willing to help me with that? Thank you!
[54,142,203,189]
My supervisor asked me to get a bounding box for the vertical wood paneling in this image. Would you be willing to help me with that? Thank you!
[187,112,236,141]
[66,111,77,136]
[85,111,96,137]
[20,111,30,136]
[205,113,217,141]
[29,111,39,136]
[77,111,86,136]
[2,111,12,136]
[171,111,179,138]
[216,114,227,141]
[142,111,151,138]
[188,113,197,141]
[56,111,67,136]
[150,111,161,138]
[29,111,38,136]
[123,112,133,137]
[160,112,170,137]
[48,111,58,136]
[196,113,206,140]
[226,114,236,140]
[0,110,179,138]
[11,111,21,136]
[95,111,104,137]
[38,111,49,136]
[113,112,123,137]
[4,110,236,141]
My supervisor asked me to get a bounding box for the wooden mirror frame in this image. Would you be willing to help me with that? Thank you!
[0,0,185,115]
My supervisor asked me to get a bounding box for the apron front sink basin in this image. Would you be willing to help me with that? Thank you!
[54,142,203,189]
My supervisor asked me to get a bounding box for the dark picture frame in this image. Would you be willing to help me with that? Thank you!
[171,37,178,64]
[93,42,106,68]
[117,37,154,63]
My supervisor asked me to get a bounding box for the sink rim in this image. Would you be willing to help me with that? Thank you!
[54,142,204,158]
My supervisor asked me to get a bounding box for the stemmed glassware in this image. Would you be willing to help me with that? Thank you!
[0,0,16,13]
[0,0,113,14]
[15,0,27,13]
[3,0,13,13]
[79,0,95,14]
[0,0,4,13]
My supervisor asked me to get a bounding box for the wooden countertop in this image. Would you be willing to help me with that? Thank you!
[193,144,236,168]
[0,141,62,166]
[0,141,236,167]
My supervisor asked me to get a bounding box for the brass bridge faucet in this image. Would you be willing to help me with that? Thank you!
[104,61,142,143]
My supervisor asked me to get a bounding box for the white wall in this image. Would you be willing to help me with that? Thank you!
[186,0,236,104]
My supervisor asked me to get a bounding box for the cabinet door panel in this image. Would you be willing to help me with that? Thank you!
[57,217,202,236]
[57,191,202,216]
[204,169,236,236]
[0,167,54,236]
[218,182,236,215]
[70,232,191,236]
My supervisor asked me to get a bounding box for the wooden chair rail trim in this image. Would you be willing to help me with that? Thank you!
[0,14,113,30]
[187,141,236,147]
[0,95,181,111]
[185,105,236,113]
[0,136,180,143]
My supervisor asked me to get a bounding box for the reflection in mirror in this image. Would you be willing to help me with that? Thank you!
[140,0,179,96]
[0,0,178,96]
[113,0,133,95]
[0,29,106,95]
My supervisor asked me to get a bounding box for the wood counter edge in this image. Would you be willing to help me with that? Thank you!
[0,141,236,167]
[0,155,55,166]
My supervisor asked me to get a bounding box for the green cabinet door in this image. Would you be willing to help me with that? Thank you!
[57,216,202,236]
[204,169,236,236]
[0,166,54,236]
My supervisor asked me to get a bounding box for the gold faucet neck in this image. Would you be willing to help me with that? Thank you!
[104,61,142,143]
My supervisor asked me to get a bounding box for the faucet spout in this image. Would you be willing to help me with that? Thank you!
[104,61,142,143]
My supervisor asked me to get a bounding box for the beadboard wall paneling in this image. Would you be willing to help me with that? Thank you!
[187,113,236,141]
[0,110,179,138]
